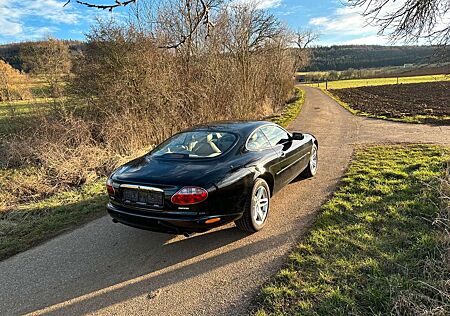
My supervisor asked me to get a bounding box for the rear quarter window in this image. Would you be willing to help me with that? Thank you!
[247,129,272,151]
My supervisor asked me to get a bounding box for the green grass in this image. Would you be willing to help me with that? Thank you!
[322,89,450,124]
[0,97,55,107]
[0,101,54,117]
[270,88,305,127]
[255,145,450,315]
[306,74,449,89]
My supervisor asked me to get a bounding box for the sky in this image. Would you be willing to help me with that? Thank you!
[0,0,392,45]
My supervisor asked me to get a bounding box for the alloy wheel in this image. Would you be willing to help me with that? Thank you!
[253,186,269,225]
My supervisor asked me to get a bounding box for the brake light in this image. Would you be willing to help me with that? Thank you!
[106,178,115,195]
[171,186,208,205]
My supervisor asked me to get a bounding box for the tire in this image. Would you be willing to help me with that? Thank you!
[235,178,270,233]
[301,143,318,178]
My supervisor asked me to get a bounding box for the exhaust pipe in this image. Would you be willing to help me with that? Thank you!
[112,218,119,223]
[183,232,191,238]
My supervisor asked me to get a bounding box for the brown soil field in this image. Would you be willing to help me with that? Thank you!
[330,81,450,121]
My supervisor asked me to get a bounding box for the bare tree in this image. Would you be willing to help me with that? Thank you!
[293,29,319,70]
[348,0,450,45]
[218,5,283,101]
[294,29,319,49]
[65,0,215,49]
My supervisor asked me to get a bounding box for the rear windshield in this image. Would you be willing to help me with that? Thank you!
[152,131,237,158]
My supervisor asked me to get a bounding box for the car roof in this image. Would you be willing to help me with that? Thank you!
[185,120,274,136]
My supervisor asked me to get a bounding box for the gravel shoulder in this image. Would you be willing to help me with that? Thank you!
[0,86,448,316]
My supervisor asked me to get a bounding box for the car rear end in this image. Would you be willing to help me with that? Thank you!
[106,178,243,235]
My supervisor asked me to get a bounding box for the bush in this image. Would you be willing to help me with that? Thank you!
[0,60,32,102]
[0,3,298,208]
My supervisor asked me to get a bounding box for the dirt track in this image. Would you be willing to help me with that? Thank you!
[0,86,449,316]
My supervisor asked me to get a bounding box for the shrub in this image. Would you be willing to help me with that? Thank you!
[0,60,32,102]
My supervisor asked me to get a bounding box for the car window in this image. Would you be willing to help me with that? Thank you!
[260,125,291,147]
[152,131,237,158]
[247,129,272,151]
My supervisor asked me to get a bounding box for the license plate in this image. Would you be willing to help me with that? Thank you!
[123,189,163,207]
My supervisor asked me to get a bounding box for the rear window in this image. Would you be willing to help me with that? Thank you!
[152,131,237,158]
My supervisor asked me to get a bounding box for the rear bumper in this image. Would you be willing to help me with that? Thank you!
[107,202,242,234]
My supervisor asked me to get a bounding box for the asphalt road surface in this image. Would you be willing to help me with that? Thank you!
[1,86,449,316]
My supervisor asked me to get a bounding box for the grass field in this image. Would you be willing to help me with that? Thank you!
[0,98,55,117]
[255,145,450,315]
[306,74,449,89]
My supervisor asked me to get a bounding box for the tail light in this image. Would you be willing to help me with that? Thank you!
[171,186,208,205]
[106,178,115,195]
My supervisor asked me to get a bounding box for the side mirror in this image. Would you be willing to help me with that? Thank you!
[291,132,304,140]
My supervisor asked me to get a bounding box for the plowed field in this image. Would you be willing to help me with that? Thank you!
[330,82,450,122]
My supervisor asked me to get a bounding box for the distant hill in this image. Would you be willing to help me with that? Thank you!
[1,41,448,73]
[303,45,449,71]
[0,40,84,70]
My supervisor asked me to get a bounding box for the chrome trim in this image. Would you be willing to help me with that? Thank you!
[276,152,310,175]
[119,184,164,192]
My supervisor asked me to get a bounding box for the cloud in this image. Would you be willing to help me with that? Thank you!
[308,6,379,36]
[341,35,390,45]
[306,5,397,45]
[234,0,283,10]
[0,0,83,42]
[309,17,329,26]
[255,0,282,9]
[0,17,22,36]
[308,2,450,45]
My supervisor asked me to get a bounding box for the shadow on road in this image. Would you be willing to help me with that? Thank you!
[2,194,287,315]
[22,215,290,315]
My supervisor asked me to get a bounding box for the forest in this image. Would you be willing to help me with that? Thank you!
[302,45,447,71]
[1,42,448,73]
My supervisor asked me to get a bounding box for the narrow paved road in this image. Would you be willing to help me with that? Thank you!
[1,87,449,316]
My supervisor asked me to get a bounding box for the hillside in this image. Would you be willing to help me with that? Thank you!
[304,45,449,71]
[0,40,83,70]
[1,42,449,73]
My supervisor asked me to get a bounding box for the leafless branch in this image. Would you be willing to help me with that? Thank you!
[64,0,138,11]
[295,29,319,48]
[159,0,215,49]
[65,0,214,49]
[348,0,450,45]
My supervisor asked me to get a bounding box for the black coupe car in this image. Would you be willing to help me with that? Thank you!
[106,121,318,235]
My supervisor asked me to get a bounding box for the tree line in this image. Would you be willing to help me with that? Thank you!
[302,45,449,71]
[3,42,448,74]
[0,40,83,71]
